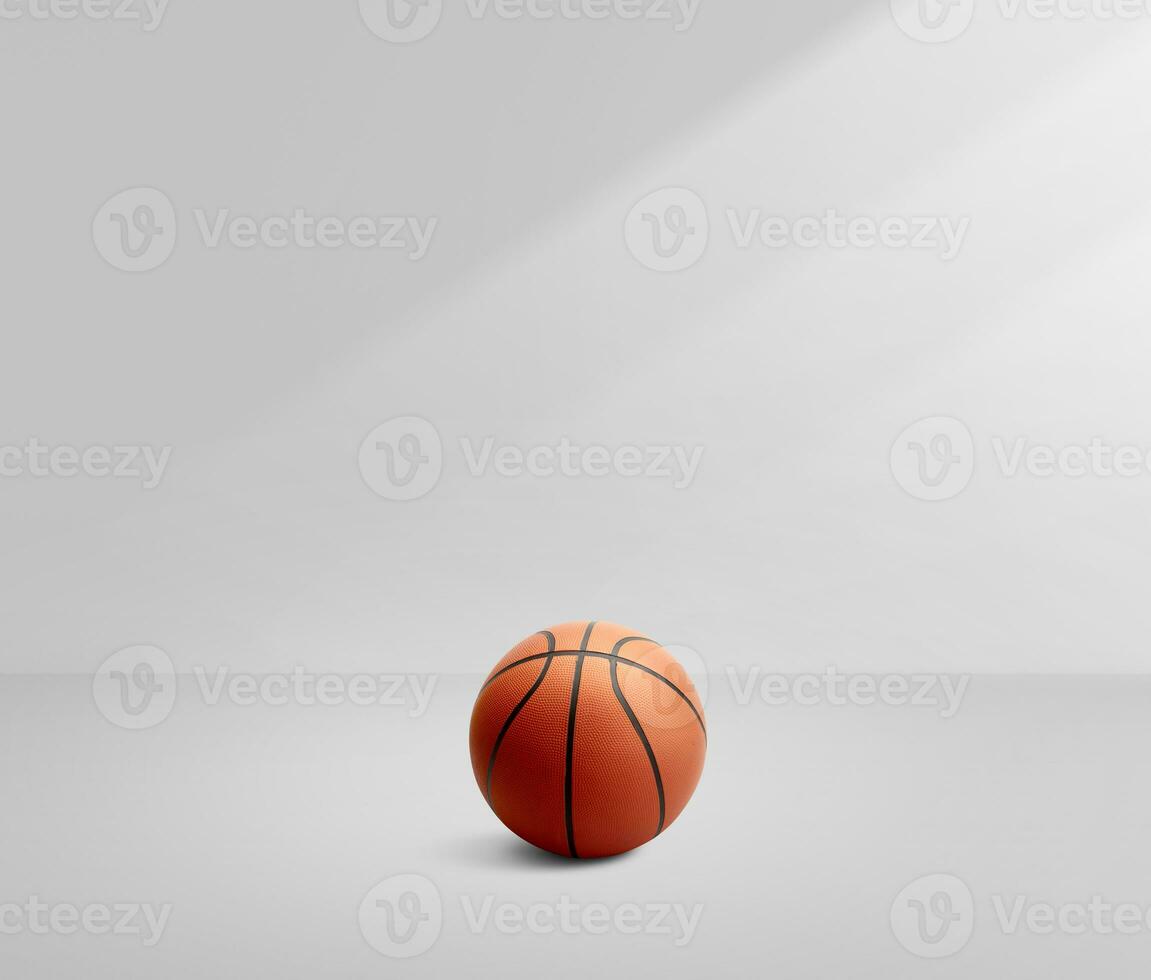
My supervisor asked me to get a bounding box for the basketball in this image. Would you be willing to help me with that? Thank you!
[469,621,707,859]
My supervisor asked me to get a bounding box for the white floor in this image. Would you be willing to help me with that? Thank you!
[2,674,1148,977]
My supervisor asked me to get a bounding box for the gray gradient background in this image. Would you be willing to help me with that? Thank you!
[3,0,1151,976]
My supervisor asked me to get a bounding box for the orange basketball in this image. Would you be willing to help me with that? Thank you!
[469,621,707,859]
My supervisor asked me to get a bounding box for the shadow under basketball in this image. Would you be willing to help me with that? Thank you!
[443,832,644,871]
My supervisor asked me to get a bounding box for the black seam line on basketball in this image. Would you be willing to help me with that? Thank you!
[563,622,595,857]
[485,655,553,806]
[564,652,586,859]
[479,638,655,692]
[537,631,557,652]
[610,658,666,838]
[481,652,706,739]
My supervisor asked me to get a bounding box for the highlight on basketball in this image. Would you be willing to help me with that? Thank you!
[469,621,707,859]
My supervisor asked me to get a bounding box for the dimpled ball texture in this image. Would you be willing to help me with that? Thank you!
[469,621,707,859]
